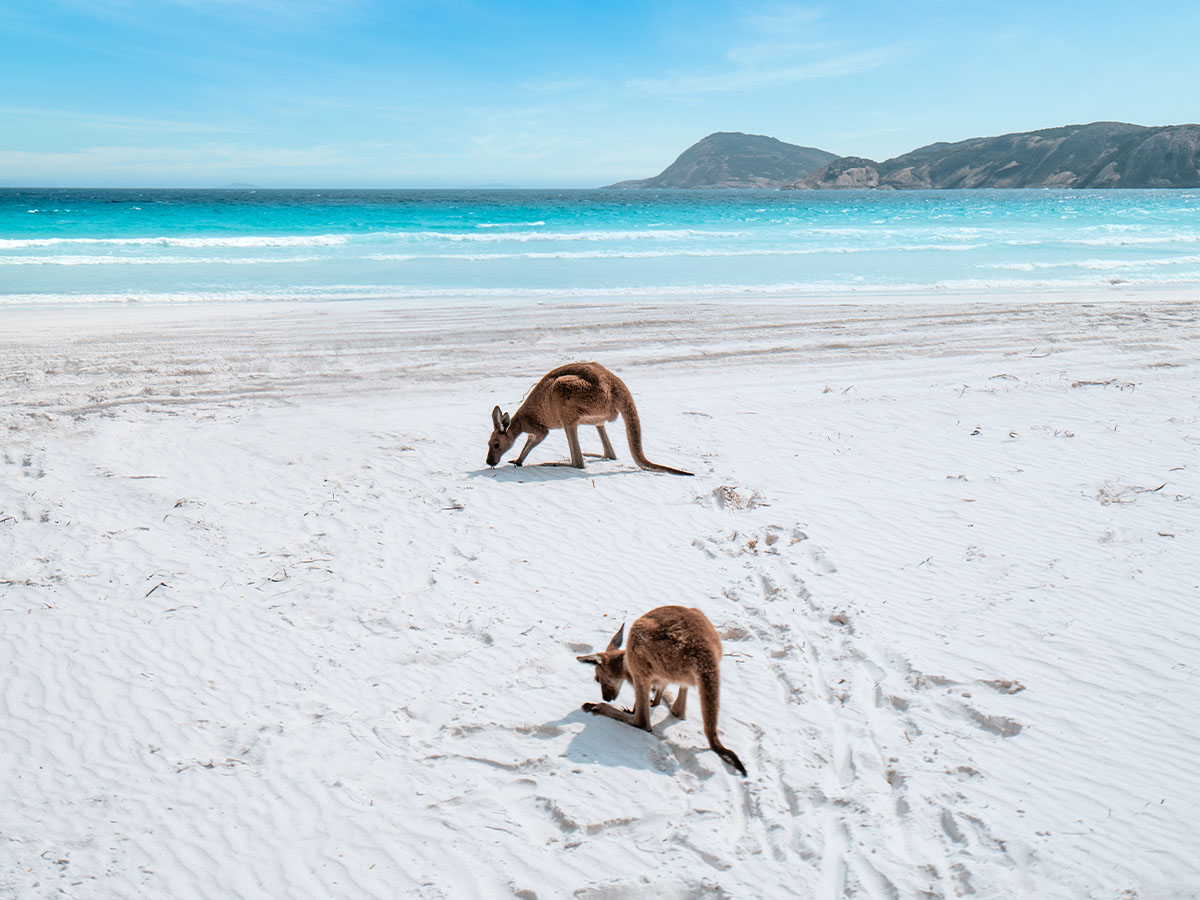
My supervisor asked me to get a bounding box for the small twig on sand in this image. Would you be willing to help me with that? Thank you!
[145,581,167,597]
[1071,379,1136,391]
[1097,482,1167,505]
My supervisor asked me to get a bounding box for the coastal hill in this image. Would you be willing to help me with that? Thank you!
[790,122,1200,190]
[604,123,1200,189]
[602,132,837,189]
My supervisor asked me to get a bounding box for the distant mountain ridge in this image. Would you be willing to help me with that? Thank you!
[603,132,837,189]
[605,123,1200,190]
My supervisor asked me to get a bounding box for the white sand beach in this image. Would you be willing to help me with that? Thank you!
[2,295,1199,899]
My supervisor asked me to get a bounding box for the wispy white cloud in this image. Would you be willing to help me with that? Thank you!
[627,5,902,97]
[0,143,346,176]
[736,4,824,32]
[629,47,901,95]
[55,0,364,26]
[170,0,369,29]
[465,107,566,162]
[468,134,562,161]
[519,76,607,95]
[0,105,248,134]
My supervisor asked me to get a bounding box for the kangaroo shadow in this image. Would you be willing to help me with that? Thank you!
[465,463,633,482]
[544,706,711,779]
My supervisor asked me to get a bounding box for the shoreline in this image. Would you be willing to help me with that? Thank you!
[3,279,1199,313]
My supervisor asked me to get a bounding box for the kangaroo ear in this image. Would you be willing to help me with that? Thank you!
[576,653,603,665]
[491,405,505,431]
[607,623,625,651]
[501,412,511,430]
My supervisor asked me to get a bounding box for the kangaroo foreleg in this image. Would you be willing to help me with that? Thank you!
[582,701,638,725]
[583,679,652,731]
[514,429,548,466]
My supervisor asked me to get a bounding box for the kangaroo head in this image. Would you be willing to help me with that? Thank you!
[486,405,514,466]
[576,623,627,702]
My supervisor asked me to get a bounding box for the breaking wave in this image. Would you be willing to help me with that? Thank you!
[0,234,352,249]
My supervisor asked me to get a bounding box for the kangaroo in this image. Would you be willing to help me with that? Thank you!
[577,605,746,776]
[486,362,692,475]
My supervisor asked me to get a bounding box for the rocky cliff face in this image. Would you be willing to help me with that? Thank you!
[789,156,880,189]
[603,132,838,189]
[784,122,1200,190]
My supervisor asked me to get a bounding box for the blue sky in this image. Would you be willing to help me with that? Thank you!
[3,0,1198,187]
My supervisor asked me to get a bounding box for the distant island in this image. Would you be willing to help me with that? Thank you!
[603,122,1200,190]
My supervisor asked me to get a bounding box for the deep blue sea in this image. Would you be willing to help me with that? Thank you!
[3,188,1200,305]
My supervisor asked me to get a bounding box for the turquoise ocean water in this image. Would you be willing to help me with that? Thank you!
[3,188,1200,305]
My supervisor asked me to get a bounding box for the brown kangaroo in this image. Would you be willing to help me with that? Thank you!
[485,362,692,475]
[577,605,747,776]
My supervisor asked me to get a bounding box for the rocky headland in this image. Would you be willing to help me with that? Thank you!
[605,122,1200,189]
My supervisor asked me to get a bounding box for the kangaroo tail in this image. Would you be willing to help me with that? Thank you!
[700,671,747,777]
[618,389,693,476]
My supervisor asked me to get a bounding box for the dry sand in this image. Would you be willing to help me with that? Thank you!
[2,296,1199,899]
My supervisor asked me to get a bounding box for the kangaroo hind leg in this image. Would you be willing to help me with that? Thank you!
[563,423,585,468]
[596,424,617,459]
[669,686,688,719]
